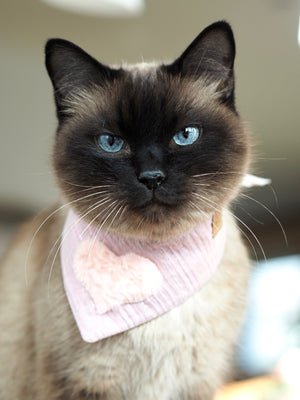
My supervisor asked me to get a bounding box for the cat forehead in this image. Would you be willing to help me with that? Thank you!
[62,64,221,122]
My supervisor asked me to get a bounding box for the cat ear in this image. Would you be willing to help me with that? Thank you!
[45,39,120,121]
[167,21,236,107]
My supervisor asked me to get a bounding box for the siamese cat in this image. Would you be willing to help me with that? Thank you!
[0,21,251,399]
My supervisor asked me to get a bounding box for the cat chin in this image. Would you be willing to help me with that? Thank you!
[100,207,209,242]
[138,200,177,219]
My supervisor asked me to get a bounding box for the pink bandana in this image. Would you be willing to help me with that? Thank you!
[61,210,226,342]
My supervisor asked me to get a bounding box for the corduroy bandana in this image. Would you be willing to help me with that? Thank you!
[61,210,226,342]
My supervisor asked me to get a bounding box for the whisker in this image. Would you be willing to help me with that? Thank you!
[61,179,112,188]
[208,182,287,247]
[192,191,267,261]
[105,202,127,233]
[192,183,212,187]
[231,219,260,263]
[46,196,117,295]
[95,201,120,235]
[195,181,287,248]
[234,204,265,226]
[240,193,288,247]
[268,185,279,209]
[191,171,243,179]
[193,190,259,261]
[46,196,113,270]
[233,213,267,262]
[62,187,111,198]
[187,198,211,220]
[136,216,145,233]
[83,201,124,260]
[61,181,113,192]
[80,199,121,260]
[86,196,112,210]
[118,204,128,227]
[25,189,112,286]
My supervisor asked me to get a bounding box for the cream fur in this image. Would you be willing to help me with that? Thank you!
[0,209,250,399]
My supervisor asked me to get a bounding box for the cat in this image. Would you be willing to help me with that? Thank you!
[0,21,251,399]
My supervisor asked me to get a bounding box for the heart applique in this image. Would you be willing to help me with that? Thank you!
[73,240,163,314]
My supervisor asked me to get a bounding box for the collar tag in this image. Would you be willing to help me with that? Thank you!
[212,212,223,238]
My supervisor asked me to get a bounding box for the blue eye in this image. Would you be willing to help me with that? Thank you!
[173,126,200,146]
[98,134,124,153]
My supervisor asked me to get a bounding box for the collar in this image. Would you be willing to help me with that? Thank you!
[61,209,226,342]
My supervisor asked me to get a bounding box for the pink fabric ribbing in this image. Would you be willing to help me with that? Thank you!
[61,210,226,342]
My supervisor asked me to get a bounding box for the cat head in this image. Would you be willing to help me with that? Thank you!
[46,21,250,240]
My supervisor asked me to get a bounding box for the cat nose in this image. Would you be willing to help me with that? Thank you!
[138,170,166,190]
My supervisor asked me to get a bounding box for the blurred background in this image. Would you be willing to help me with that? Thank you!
[0,0,300,383]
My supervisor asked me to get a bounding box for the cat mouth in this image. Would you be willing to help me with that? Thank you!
[136,194,178,222]
[143,189,176,207]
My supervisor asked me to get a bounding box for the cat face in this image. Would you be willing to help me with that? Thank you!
[46,22,249,240]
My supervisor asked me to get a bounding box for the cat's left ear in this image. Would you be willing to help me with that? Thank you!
[166,21,236,107]
[45,39,121,122]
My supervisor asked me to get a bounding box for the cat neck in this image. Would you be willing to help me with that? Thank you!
[66,208,223,250]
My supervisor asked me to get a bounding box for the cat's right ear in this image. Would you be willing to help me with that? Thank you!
[45,39,120,122]
[165,21,236,108]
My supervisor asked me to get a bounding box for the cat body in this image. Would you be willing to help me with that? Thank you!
[0,22,250,399]
[0,210,249,399]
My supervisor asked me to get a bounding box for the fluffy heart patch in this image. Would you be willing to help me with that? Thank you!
[73,240,163,314]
